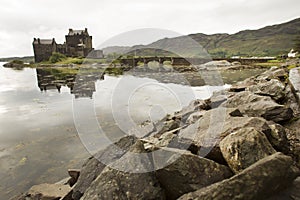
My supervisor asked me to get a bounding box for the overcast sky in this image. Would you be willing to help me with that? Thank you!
[0,0,299,57]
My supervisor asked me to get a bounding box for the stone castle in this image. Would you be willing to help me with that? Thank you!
[33,28,103,63]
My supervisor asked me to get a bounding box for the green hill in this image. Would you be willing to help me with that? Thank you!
[104,18,300,58]
[210,18,300,57]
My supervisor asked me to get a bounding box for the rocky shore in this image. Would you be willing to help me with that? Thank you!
[14,64,300,200]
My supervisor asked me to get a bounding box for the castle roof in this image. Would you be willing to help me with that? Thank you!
[33,38,56,45]
[68,28,89,36]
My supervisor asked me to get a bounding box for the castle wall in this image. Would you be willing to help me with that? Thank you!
[33,42,57,63]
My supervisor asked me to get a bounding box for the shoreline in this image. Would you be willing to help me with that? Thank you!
[12,60,300,200]
[2,59,286,72]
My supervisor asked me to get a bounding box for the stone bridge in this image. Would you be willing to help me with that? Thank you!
[118,57,275,66]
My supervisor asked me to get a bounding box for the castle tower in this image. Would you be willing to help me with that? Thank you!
[32,38,57,62]
[65,28,93,57]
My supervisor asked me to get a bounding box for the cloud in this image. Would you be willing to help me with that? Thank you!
[0,0,299,57]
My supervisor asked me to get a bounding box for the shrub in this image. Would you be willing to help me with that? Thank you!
[11,60,24,64]
[71,58,83,64]
[49,52,67,63]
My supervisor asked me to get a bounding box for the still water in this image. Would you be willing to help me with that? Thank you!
[0,63,265,199]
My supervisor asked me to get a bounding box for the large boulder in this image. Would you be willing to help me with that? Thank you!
[229,67,287,93]
[266,121,290,154]
[220,127,276,173]
[284,118,300,167]
[148,99,210,137]
[178,108,273,162]
[142,114,182,139]
[229,76,257,92]
[155,148,232,200]
[221,91,293,122]
[289,67,300,101]
[21,183,72,200]
[267,177,300,200]
[257,67,287,81]
[178,153,300,200]
[247,79,286,102]
[186,110,206,124]
[205,90,230,108]
[81,140,166,200]
[174,99,210,120]
[72,135,137,200]
[283,83,300,115]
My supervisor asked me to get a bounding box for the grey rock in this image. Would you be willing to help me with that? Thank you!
[283,83,300,116]
[221,91,293,122]
[178,153,300,200]
[178,108,272,161]
[229,67,288,95]
[67,169,80,187]
[72,135,137,200]
[247,79,286,101]
[258,67,287,81]
[142,131,177,152]
[266,121,290,154]
[156,132,177,147]
[155,148,232,200]
[145,99,211,138]
[161,136,199,154]
[284,118,300,168]
[228,108,243,117]
[174,99,210,123]
[220,127,276,173]
[229,77,256,92]
[266,176,300,200]
[144,100,210,138]
[81,140,166,200]
[157,118,181,136]
[144,114,182,139]
[206,91,229,108]
[289,67,300,105]
[186,110,206,124]
[25,183,72,200]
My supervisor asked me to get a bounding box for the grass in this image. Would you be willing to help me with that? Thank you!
[267,59,284,63]
[11,60,24,64]
[56,57,84,64]
[252,59,286,68]
[287,65,297,70]
[39,67,79,78]
[253,62,282,67]
[40,57,108,65]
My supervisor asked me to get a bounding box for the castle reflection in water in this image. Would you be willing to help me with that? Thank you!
[36,68,104,98]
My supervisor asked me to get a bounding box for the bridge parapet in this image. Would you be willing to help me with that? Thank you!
[118,57,274,67]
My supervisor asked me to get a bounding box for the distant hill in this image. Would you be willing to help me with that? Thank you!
[103,18,300,58]
[102,46,131,56]
[0,56,34,63]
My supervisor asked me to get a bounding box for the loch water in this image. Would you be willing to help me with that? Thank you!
[0,63,265,199]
